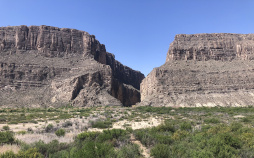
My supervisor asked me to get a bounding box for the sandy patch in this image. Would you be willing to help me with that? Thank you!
[15,132,78,144]
[233,115,245,118]
[0,144,20,154]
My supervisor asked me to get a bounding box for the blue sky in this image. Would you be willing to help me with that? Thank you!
[1,0,254,76]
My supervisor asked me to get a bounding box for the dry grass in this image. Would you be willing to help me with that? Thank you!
[0,144,20,154]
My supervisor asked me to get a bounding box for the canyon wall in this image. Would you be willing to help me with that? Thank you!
[141,33,254,107]
[0,25,144,107]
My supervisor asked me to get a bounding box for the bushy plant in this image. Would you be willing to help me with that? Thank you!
[0,131,14,144]
[151,144,171,158]
[91,119,112,129]
[2,125,10,131]
[45,124,54,132]
[0,151,16,158]
[116,144,141,158]
[55,129,65,137]
[204,117,220,124]
[62,121,72,127]
[180,121,192,131]
[76,131,100,141]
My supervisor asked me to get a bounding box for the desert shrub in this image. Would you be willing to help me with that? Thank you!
[155,134,173,145]
[27,127,33,132]
[55,129,65,137]
[29,140,70,157]
[172,130,189,141]
[76,131,100,141]
[2,125,10,131]
[45,124,54,132]
[97,129,129,146]
[62,121,72,127]
[230,122,243,132]
[18,148,43,158]
[0,151,16,158]
[70,141,116,158]
[242,117,251,123]
[151,144,171,158]
[30,120,38,124]
[91,119,112,129]
[48,150,69,158]
[0,131,14,144]
[204,117,220,124]
[136,106,173,114]
[180,121,192,131]
[134,129,156,146]
[154,120,176,133]
[116,144,141,158]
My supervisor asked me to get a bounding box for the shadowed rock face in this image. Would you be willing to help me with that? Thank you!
[0,25,144,107]
[141,33,254,107]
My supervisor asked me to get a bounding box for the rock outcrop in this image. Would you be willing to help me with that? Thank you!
[0,25,144,107]
[140,33,254,107]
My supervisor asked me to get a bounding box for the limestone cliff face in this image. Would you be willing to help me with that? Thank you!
[141,33,254,107]
[166,33,254,61]
[0,25,144,107]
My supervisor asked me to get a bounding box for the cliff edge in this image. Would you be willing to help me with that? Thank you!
[0,25,144,107]
[140,33,254,107]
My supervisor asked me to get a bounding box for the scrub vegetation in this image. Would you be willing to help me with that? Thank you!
[0,106,254,157]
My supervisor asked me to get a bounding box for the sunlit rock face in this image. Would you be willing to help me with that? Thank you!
[140,33,254,107]
[0,25,144,107]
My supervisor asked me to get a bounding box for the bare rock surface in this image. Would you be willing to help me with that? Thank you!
[0,25,144,107]
[140,33,254,107]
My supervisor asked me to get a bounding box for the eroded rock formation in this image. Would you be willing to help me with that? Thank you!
[141,33,254,107]
[0,25,144,107]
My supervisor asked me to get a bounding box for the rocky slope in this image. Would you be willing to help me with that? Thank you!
[140,33,254,107]
[0,25,144,107]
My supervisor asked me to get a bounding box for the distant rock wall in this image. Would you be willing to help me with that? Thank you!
[0,25,144,107]
[166,33,254,61]
[141,33,254,107]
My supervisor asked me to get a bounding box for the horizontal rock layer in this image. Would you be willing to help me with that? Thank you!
[0,25,144,107]
[166,33,254,61]
[141,33,254,107]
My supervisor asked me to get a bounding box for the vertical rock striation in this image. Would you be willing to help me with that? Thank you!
[0,25,144,107]
[141,33,254,107]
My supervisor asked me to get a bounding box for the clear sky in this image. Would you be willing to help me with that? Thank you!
[1,0,254,76]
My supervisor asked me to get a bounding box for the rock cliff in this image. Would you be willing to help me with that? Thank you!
[141,33,254,107]
[0,25,144,107]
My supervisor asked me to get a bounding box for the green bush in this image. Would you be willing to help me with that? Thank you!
[2,125,10,131]
[18,148,43,158]
[116,144,141,158]
[45,124,54,132]
[76,131,100,141]
[180,121,192,131]
[30,140,70,157]
[62,121,72,127]
[151,144,171,158]
[134,129,156,147]
[204,117,220,124]
[70,141,116,158]
[55,129,65,137]
[98,129,128,144]
[91,119,112,129]
[0,151,16,158]
[242,117,251,123]
[0,131,14,144]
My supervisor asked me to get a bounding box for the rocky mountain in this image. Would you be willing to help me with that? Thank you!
[140,33,254,107]
[0,25,144,107]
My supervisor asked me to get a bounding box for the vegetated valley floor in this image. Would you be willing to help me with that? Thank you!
[0,106,254,157]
